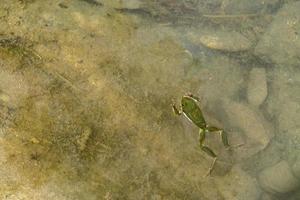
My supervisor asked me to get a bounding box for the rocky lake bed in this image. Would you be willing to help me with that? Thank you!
[0,0,300,199]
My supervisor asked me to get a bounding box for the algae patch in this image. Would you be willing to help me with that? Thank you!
[0,35,41,70]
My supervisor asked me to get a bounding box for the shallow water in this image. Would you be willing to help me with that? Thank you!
[0,0,300,199]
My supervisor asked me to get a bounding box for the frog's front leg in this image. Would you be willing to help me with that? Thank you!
[199,128,217,176]
[172,103,182,115]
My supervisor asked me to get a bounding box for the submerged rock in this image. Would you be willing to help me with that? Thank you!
[258,160,300,194]
[277,101,300,133]
[292,157,300,180]
[196,55,245,105]
[260,193,277,200]
[265,67,300,159]
[222,0,279,14]
[247,67,268,107]
[107,0,142,9]
[121,0,142,9]
[222,99,273,158]
[187,28,252,52]
[265,67,300,162]
[215,166,261,200]
[254,1,300,67]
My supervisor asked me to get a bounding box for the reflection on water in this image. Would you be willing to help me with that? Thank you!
[0,0,299,199]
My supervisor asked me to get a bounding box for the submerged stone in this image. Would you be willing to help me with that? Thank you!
[216,166,261,200]
[254,1,300,67]
[292,157,300,180]
[187,28,252,52]
[247,67,268,107]
[222,99,273,159]
[258,160,300,194]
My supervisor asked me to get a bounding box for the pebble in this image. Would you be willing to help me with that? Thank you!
[187,29,252,52]
[247,67,268,107]
[258,160,300,194]
[30,137,40,144]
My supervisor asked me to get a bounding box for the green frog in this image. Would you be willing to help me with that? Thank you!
[172,93,231,176]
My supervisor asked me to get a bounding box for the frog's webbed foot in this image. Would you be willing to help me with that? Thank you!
[227,143,244,150]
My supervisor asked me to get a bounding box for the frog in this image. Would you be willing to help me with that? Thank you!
[172,93,230,176]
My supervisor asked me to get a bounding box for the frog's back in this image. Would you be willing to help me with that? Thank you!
[181,96,206,128]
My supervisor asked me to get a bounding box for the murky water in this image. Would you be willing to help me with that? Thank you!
[0,0,300,199]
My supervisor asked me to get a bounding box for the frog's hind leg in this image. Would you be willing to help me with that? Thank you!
[208,126,243,149]
[199,129,217,176]
[199,129,218,157]
[207,126,230,148]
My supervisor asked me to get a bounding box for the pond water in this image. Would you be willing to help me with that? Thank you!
[0,0,300,199]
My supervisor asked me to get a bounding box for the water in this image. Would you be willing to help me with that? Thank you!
[0,0,299,199]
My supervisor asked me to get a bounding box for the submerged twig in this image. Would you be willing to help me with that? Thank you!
[52,71,80,92]
[202,13,264,19]
[80,0,103,6]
